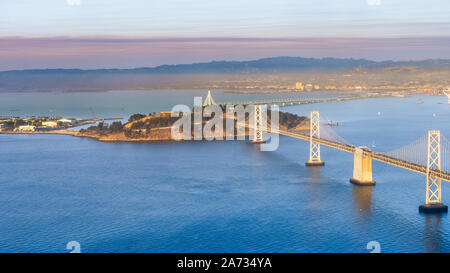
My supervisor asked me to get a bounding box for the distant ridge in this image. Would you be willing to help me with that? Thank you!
[2,56,450,74]
[1,56,449,92]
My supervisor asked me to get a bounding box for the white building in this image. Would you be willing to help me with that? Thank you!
[42,121,58,128]
[14,125,36,132]
[305,84,313,91]
[444,87,450,105]
[295,82,304,91]
[58,118,72,124]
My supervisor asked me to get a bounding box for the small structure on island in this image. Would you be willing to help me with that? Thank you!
[14,125,36,132]
[203,90,217,107]
[42,121,58,128]
[58,118,72,124]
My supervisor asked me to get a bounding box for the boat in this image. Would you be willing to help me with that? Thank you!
[371,141,376,148]
[326,121,339,126]
[416,99,423,104]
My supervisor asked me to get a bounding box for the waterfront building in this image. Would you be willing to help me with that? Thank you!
[42,121,58,128]
[58,118,72,124]
[295,82,304,91]
[14,125,36,132]
[443,87,450,104]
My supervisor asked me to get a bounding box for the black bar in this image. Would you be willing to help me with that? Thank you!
[0,253,447,272]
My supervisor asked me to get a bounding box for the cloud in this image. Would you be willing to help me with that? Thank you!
[1,36,450,70]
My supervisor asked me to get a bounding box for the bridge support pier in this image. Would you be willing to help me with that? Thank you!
[305,161,325,167]
[419,204,448,213]
[419,130,448,213]
[251,105,265,144]
[305,111,324,167]
[350,147,375,186]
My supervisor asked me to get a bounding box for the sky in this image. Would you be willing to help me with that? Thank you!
[1,0,450,70]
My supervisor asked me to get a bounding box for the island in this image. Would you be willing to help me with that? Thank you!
[76,110,309,142]
[0,110,309,142]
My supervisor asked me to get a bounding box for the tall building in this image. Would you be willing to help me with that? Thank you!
[443,87,450,104]
[295,82,304,91]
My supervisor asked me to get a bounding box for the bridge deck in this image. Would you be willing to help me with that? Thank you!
[273,129,450,182]
[219,97,351,107]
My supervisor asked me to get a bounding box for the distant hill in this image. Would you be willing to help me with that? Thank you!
[1,57,449,92]
[2,57,450,75]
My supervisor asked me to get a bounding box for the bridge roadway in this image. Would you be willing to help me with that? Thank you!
[219,96,352,107]
[270,128,450,182]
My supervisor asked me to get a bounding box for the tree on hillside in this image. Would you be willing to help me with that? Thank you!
[128,113,146,123]
[109,121,123,132]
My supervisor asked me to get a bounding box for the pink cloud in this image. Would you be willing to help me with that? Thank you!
[1,36,450,70]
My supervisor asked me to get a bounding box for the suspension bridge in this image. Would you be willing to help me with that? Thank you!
[248,104,450,214]
[213,91,382,108]
[202,91,450,213]
[220,96,350,107]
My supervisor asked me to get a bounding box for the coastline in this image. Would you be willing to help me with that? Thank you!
[0,124,310,143]
[0,130,77,136]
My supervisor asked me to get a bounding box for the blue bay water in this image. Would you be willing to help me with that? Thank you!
[0,90,350,119]
[0,91,449,252]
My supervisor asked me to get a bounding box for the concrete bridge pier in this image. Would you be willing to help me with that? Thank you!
[349,147,376,186]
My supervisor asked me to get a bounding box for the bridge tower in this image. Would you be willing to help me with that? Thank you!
[305,111,324,166]
[203,90,217,106]
[419,130,448,213]
[251,105,265,144]
[349,147,376,186]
